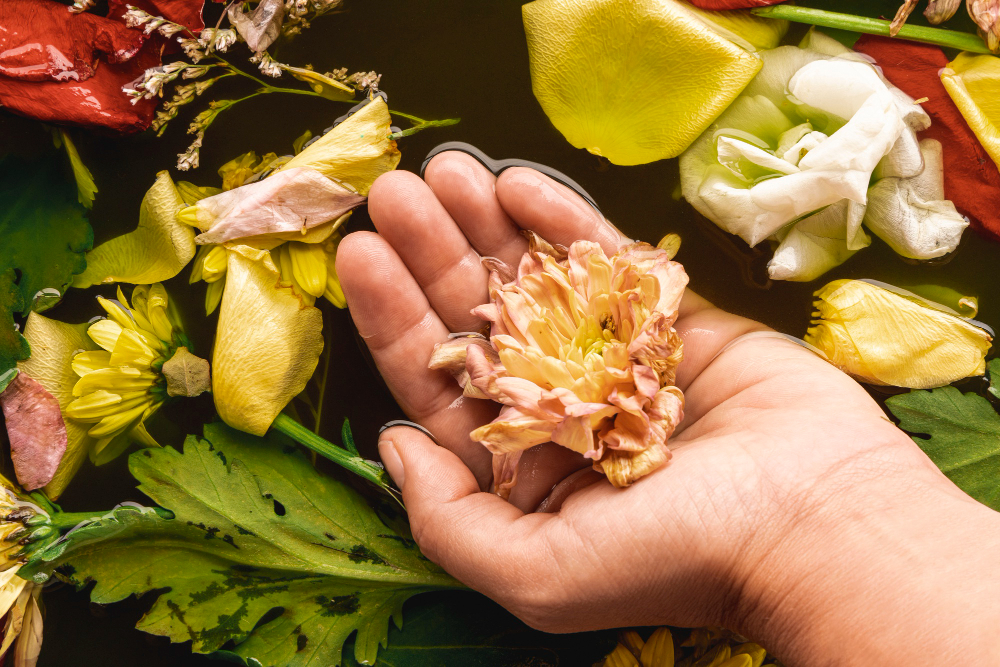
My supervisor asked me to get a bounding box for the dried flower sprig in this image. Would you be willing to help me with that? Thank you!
[120,1,459,170]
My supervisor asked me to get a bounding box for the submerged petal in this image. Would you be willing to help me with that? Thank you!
[0,373,67,491]
[190,168,366,245]
[804,279,992,389]
[17,313,97,499]
[73,171,195,287]
[212,245,324,435]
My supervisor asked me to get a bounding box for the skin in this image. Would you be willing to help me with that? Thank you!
[336,152,1000,666]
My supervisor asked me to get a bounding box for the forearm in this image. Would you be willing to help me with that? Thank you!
[731,469,1000,666]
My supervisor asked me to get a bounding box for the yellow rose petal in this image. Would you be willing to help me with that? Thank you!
[212,245,324,435]
[73,171,196,287]
[18,313,98,499]
[941,52,1000,171]
[280,96,401,195]
[522,0,763,165]
[804,280,992,389]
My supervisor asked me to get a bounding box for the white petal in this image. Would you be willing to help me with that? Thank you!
[787,58,886,121]
[716,136,799,178]
[864,139,969,259]
[768,200,871,281]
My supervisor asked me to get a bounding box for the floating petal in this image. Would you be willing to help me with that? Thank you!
[941,52,1000,172]
[73,171,195,287]
[0,373,66,491]
[212,245,324,436]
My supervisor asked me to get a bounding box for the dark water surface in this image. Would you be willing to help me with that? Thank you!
[1,0,998,664]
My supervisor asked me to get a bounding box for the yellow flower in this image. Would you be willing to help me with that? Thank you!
[804,279,992,389]
[18,284,209,497]
[940,52,1000,172]
[601,627,772,667]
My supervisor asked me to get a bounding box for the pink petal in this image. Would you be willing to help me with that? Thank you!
[0,373,67,490]
[193,168,366,244]
[492,450,523,500]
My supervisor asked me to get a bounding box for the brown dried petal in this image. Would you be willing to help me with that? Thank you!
[925,0,962,23]
[0,373,67,491]
[891,0,921,34]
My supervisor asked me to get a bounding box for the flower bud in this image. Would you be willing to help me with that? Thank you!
[969,0,1000,52]
[924,0,962,23]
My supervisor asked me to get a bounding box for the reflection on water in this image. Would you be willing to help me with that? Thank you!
[0,0,997,664]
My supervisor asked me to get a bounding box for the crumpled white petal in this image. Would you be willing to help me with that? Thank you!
[768,199,870,281]
[864,139,968,259]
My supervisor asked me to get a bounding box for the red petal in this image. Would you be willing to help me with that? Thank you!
[0,0,144,82]
[855,35,1000,243]
[0,373,67,491]
[0,0,161,132]
[685,0,786,8]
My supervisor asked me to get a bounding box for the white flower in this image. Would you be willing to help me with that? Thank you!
[680,31,968,281]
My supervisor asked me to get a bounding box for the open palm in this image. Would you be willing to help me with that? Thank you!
[336,151,953,636]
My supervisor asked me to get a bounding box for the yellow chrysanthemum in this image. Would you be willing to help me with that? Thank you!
[601,627,773,667]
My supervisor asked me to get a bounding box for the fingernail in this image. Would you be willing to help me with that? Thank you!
[377,438,405,488]
[378,419,438,443]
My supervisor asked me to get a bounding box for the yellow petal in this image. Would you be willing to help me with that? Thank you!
[602,644,640,667]
[87,399,153,438]
[212,245,324,435]
[804,280,993,389]
[71,351,111,376]
[65,390,123,421]
[638,627,673,667]
[175,180,222,205]
[73,171,196,287]
[279,96,401,195]
[941,52,1000,171]
[288,242,328,298]
[108,328,157,368]
[205,278,225,315]
[0,569,28,630]
[522,0,762,165]
[282,64,356,101]
[684,5,788,51]
[17,313,97,499]
[86,319,123,353]
[323,237,347,308]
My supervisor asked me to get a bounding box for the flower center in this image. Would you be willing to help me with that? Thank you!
[572,316,617,360]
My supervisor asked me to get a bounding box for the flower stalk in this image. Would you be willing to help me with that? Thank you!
[270,413,400,502]
[752,5,993,53]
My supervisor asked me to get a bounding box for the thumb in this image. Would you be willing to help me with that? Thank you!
[377,425,556,604]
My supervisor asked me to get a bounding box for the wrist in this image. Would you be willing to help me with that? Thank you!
[728,441,1000,665]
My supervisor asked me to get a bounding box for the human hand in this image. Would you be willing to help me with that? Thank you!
[336,152,1000,665]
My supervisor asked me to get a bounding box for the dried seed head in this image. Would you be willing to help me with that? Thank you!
[925,0,962,23]
[968,0,1000,52]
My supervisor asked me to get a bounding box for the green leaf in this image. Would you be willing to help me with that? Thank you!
[22,423,459,666]
[886,387,1000,510]
[341,592,618,667]
[0,154,93,391]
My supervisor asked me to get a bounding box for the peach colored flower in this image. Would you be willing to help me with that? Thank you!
[430,233,688,494]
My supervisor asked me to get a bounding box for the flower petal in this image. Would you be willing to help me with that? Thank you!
[190,168,366,245]
[768,199,870,282]
[73,171,195,287]
[17,313,97,499]
[595,442,670,488]
[279,96,400,195]
[0,373,67,490]
[804,279,992,389]
[940,52,1000,173]
[212,245,324,435]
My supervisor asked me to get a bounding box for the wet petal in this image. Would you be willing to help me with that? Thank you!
[190,168,366,245]
[0,373,66,490]
[212,245,324,435]
[280,96,400,195]
[804,279,992,388]
[17,313,97,499]
[940,52,1000,171]
[73,171,195,287]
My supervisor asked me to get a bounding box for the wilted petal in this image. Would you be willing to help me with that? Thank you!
[492,451,523,500]
[940,52,1000,171]
[595,443,671,488]
[864,139,968,259]
[212,245,324,435]
[73,171,194,287]
[471,407,555,454]
[804,279,992,389]
[17,313,97,499]
[0,373,66,491]
[188,167,366,245]
[227,0,283,53]
[280,96,400,195]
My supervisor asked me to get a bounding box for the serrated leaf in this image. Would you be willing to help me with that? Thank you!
[0,154,93,391]
[21,423,459,666]
[887,386,1000,510]
[341,592,618,667]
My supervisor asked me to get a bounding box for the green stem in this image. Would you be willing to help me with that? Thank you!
[46,507,173,531]
[752,6,993,54]
[271,413,400,501]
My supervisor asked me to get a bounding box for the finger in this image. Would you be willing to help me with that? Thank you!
[506,443,592,513]
[368,170,488,332]
[495,167,627,255]
[337,232,495,485]
[423,152,528,267]
[378,425,561,603]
